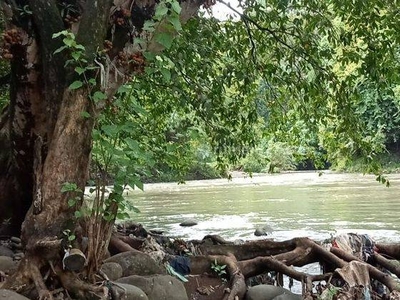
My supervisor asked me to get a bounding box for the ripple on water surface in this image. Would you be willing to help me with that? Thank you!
[128,172,400,243]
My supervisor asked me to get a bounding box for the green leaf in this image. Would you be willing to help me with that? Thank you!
[71,51,82,61]
[92,91,107,102]
[168,15,182,31]
[53,45,67,54]
[74,211,82,218]
[155,4,169,19]
[125,138,139,151]
[52,30,68,38]
[75,44,85,51]
[155,32,173,49]
[68,198,76,207]
[75,66,86,75]
[68,234,76,241]
[143,20,155,32]
[118,85,131,94]
[61,182,78,193]
[117,212,130,220]
[80,111,91,118]
[101,124,119,137]
[171,1,182,14]
[135,181,144,191]
[160,68,171,82]
[69,81,83,90]
[63,37,75,47]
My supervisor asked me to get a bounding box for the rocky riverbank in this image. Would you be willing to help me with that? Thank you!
[2,222,400,300]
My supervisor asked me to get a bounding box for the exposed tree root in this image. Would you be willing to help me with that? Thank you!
[57,265,107,300]
[0,256,49,299]
[331,247,399,291]
[186,236,400,299]
[373,252,400,278]
[109,233,143,254]
[4,233,400,300]
[375,243,400,260]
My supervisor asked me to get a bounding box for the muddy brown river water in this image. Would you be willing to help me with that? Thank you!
[125,171,400,243]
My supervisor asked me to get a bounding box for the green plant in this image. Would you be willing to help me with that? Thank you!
[62,229,76,249]
[61,182,84,218]
[211,259,227,281]
[52,30,106,109]
[317,286,341,300]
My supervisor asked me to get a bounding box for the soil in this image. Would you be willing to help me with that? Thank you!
[184,274,228,300]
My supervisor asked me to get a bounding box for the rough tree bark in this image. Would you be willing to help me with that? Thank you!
[0,0,205,298]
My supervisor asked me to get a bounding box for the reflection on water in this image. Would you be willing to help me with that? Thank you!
[125,172,400,243]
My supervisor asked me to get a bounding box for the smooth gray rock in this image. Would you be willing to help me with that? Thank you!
[101,262,123,281]
[254,225,273,236]
[111,283,148,300]
[0,245,14,257]
[179,219,198,227]
[0,256,17,274]
[0,289,30,300]
[117,274,188,300]
[10,237,21,244]
[245,285,301,300]
[104,251,164,277]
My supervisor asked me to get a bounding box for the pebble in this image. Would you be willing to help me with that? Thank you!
[10,237,21,244]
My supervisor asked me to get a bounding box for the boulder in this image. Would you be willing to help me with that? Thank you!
[254,225,273,237]
[0,256,18,274]
[0,289,30,300]
[104,251,165,277]
[101,262,123,281]
[245,285,301,300]
[0,245,14,257]
[117,274,188,300]
[111,283,148,300]
[179,219,198,227]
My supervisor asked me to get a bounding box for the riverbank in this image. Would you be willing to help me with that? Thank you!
[135,170,400,192]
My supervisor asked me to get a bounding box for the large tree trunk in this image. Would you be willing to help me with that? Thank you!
[0,0,204,298]
[0,0,65,236]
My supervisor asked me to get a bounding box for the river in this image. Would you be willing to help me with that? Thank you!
[125,171,400,243]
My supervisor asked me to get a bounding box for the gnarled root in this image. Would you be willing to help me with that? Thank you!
[56,265,107,299]
[189,236,400,299]
[1,257,51,299]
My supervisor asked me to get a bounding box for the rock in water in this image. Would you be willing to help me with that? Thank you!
[179,219,198,227]
[254,225,273,236]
